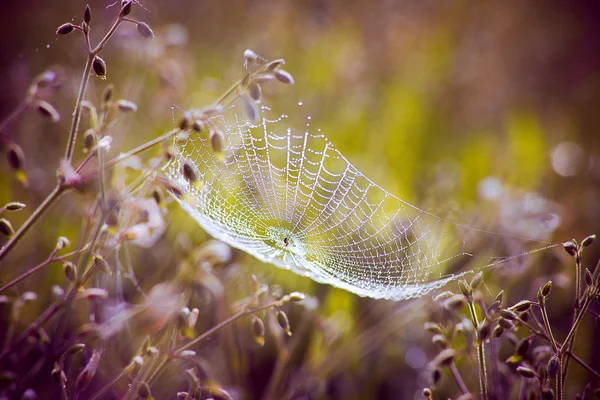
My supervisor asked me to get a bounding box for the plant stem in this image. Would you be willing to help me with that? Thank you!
[449,362,470,395]
[467,300,488,400]
[0,184,66,264]
[0,251,56,293]
[65,53,94,161]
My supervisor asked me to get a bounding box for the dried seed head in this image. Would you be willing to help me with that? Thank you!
[274,69,295,85]
[562,241,578,257]
[547,355,560,378]
[0,218,15,237]
[182,162,198,182]
[276,309,292,336]
[56,23,75,35]
[582,234,596,247]
[211,130,224,153]
[513,300,532,313]
[116,99,137,112]
[63,261,77,281]
[120,0,132,17]
[516,366,537,379]
[432,348,456,367]
[4,202,26,211]
[136,22,155,39]
[500,309,518,321]
[83,5,92,25]
[251,315,265,346]
[7,143,25,171]
[92,56,107,79]
[34,100,60,122]
[248,82,262,102]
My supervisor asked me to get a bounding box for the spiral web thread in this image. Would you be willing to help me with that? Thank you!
[164,108,547,300]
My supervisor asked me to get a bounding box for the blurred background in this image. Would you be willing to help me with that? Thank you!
[1,1,600,399]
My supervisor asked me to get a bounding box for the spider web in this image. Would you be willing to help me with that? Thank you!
[163,106,554,301]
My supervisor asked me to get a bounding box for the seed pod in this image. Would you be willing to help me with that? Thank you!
[516,366,537,379]
[288,292,305,302]
[432,348,456,367]
[243,95,259,123]
[442,294,467,311]
[276,309,291,336]
[83,5,92,25]
[83,129,97,153]
[0,218,15,237]
[470,272,483,290]
[424,322,443,335]
[562,241,578,257]
[266,58,285,71]
[431,334,448,349]
[251,315,265,346]
[513,301,532,312]
[33,100,60,122]
[136,22,155,39]
[182,162,198,182]
[56,23,75,35]
[500,309,518,321]
[582,234,595,247]
[516,338,530,356]
[191,120,204,132]
[492,325,505,338]
[498,318,514,330]
[120,0,132,17]
[248,82,262,102]
[3,202,26,211]
[116,99,137,112]
[211,130,224,154]
[102,84,114,104]
[7,143,25,170]
[540,281,553,298]
[547,355,560,378]
[477,320,491,342]
[92,56,107,78]
[176,350,196,359]
[63,261,77,281]
[274,69,295,85]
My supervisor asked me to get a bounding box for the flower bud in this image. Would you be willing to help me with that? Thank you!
[83,5,92,25]
[92,56,107,79]
[56,23,75,35]
[432,348,456,367]
[274,69,294,85]
[34,100,60,122]
[516,366,537,379]
[582,234,595,247]
[562,241,578,257]
[0,218,15,237]
[120,1,132,17]
[547,355,560,378]
[136,22,155,39]
[251,315,265,346]
[116,99,137,112]
[276,309,291,336]
[3,202,26,212]
[211,130,224,154]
